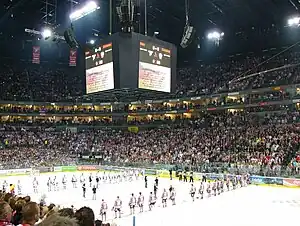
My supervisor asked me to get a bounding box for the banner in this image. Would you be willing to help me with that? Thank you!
[0,168,32,176]
[37,167,51,173]
[128,126,139,133]
[250,176,283,185]
[53,166,62,172]
[145,169,157,175]
[61,166,77,172]
[32,46,40,64]
[69,50,77,66]
[283,178,300,187]
[77,165,99,171]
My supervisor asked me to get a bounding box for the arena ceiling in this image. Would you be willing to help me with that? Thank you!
[1,0,299,45]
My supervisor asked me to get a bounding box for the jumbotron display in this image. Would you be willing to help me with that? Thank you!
[138,41,172,93]
[85,43,114,94]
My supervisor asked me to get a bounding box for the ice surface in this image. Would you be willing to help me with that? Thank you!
[2,172,300,226]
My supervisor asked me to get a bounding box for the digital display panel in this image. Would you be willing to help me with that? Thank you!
[138,41,171,93]
[85,43,114,94]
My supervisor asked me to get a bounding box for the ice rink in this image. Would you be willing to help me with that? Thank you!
[1,172,300,226]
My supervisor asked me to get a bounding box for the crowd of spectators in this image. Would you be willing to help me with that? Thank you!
[0,195,108,226]
[1,48,300,225]
[2,49,300,102]
[0,111,299,175]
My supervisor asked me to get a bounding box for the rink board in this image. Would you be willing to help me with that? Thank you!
[0,166,300,188]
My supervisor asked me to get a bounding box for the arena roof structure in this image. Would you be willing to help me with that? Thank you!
[1,0,299,47]
[1,0,300,102]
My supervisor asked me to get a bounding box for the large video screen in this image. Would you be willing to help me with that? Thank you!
[85,43,114,94]
[138,41,171,93]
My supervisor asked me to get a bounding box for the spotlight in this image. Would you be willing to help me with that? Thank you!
[89,40,95,45]
[287,16,300,27]
[207,31,224,40]
[42,28,52,39]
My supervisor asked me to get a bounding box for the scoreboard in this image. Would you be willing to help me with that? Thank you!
[85,43,114,94]
[84,32,177,95]
[138,41,172,93]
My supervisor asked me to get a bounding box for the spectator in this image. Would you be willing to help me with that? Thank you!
[11,199,26,225]
[75,207,95,226]
[0,201,13,226]
[37,214,78,226]
[58,208,75,218]
[20,202,40,226]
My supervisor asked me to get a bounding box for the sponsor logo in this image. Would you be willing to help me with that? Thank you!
[77,165,98,171]
[284,178,300,187]
[250,176,264,184]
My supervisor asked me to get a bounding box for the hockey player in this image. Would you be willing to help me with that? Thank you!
[199,181,204,199]
[155,177,159,187]
[183,171,187,182]
[220,179,224,193]
[55,179,59,192]
[207,182,211,197]
[2,180,8,192]
[82,183,86,198]
[144,176,148,188]
[153,184,158,199]
[178,171,182,182]
[100,199,108,222]
[129,193,136,215]
[52,176,57,191]
[161,188,168,208]
[148,192,156,211]
[226,178,230,191]
[33,177,38,193]
[17,180,22,195]
[217,180,221,195]
[189,171,194,183]
[232,177,237,190]
[113,196,122,218]
[190,184,196,201]
[212,181,217,196]
[47,177,52,192]
[89,174,93,187]
[137,192,144,213]
[62,175,67,190]
[80,173,85,184]
[92,185,97,200]
[96,176,100,188]
[71,175,77,188]
[170,187,176,205]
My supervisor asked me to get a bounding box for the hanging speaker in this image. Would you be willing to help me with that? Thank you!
[180,25,195,48]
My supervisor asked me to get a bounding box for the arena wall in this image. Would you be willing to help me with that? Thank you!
[1,165,300,188]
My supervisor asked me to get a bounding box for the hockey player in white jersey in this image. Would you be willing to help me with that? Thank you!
[62,175,67,190]
[80,173,85,184]
[212,181,217,196]
[100,199,108,221]
[190,184,196,202]
[2,180,8,192]
[198,181,204,199]
[148,192,156,211]
[137,192,144,213]
[33,177,39,193]
[47,177,52,192]
[71,175,77,188]
[161,188,168,208]
[207,182,212,197]
[129,193,137,215]
[170,187,176,205]
[17,180,22,195]
[52,176,57,191]
[113,196,122,218]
